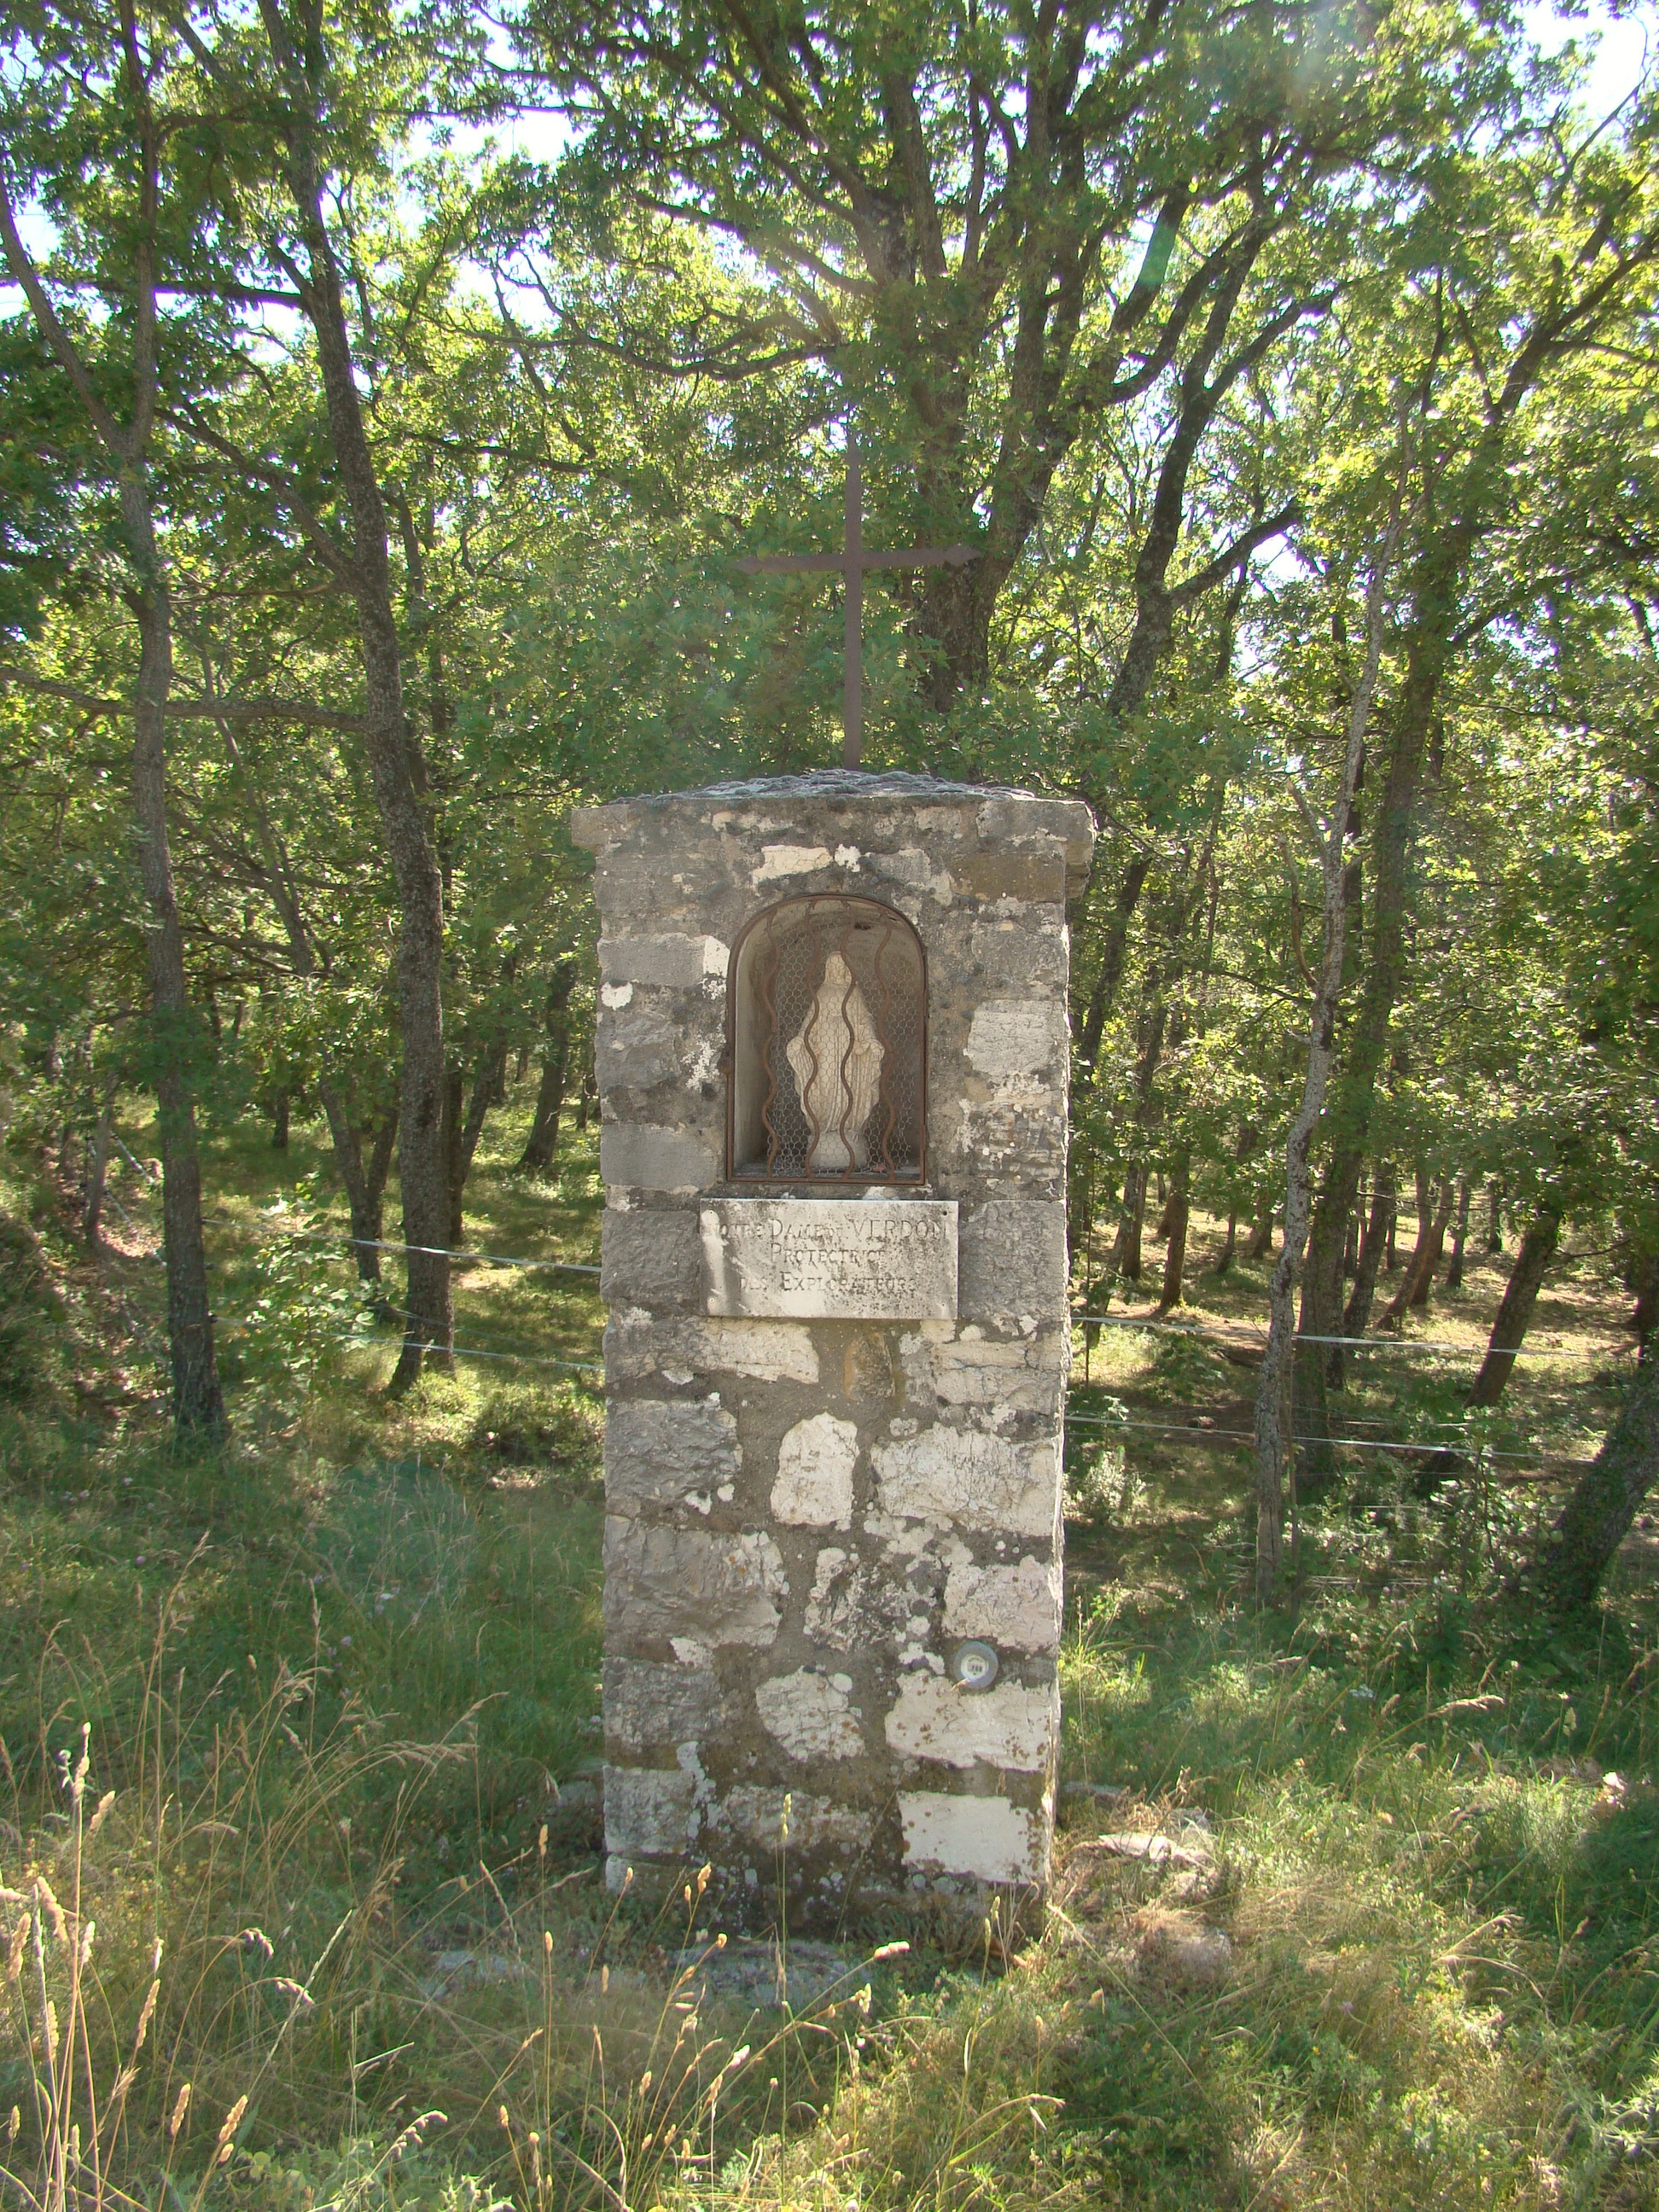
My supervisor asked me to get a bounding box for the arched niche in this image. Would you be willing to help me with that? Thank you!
[727,894,926,1184]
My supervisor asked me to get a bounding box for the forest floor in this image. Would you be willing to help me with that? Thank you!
[0,1091,1656,2212]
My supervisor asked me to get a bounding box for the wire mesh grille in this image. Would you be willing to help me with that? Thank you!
[731,896,925,1183]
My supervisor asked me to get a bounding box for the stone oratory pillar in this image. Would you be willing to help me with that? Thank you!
[572,771,1095,1929]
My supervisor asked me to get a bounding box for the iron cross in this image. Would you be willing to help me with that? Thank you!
[736,428,975,770]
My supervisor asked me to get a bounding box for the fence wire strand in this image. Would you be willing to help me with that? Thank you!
[96,1179,1616,1468]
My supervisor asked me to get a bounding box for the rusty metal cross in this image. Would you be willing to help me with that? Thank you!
[736,427,975,770]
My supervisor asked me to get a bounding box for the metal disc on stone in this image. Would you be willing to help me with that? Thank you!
[950,1640,1000,1692]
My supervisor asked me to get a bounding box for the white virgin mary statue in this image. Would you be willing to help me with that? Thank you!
[784,950,885,1171]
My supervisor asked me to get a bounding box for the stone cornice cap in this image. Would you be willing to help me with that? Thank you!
[571,770,1097,903]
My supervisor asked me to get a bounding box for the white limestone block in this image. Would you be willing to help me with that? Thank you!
[752,844,833,886]
[870,1425,1060,1535]
[930,1336,1065,1412]
[604,1766,699,1858]
[942,1556,1062,1654]
[884,1674,1057,1771]
[771,1412,859,1528]
[754,1668,864,1761]
[864,847,953,903]
[899,1791,1047,1884]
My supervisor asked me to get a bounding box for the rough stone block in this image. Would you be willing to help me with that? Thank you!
[870,1425,1060,1535]
[600,1124,722,1194]
[600,934,728,988]
[966,999,1069,1083]
[965,917,1070,996]
[605,1398,740,1515]
[929,1335,1065,1412]
[605,1765,699,1859]
[862,846,954,903]
[720,1787,873,1856]
[755,1667,864,1761]
[899,1790,1046,1884]
[606,1310,820,1387]
[604,1518,786,1648]
[884,1674,1057,1772]
[957,1203,1068,1330]
[771,1412,859,1528]
[803,1546,913,1650]
[602,1207,702,1312]
[952,849,1068,905]
[597,1002,684,1091]
[973,796,1096,894]
[603,1657,723,1755]
[942,1556,1062,1654]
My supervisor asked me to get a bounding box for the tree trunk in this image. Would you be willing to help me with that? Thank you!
[263,9,452,1390]
[0,103,224,1438]
[1519,1354,1659,1614]
[520,957,577,1171]
[918,203,1278,711]
[1156,1158,1190,1313]
[1445,1176,1472,1290]
[1247,1211,1275,1260]
[126,568,224,1431]
[447,1034,510,1251]
[316,1080,393,1286]
[82,1079,119,1249]
[1409,1175,1453,1305]
[1486,1182,1504,1251]
[1113,1163,1149,1282]
[271,1090,289,1150]
[1257,490,1400,1599]
[1635,1251,1659,1358]
[1211,1211,1237,1276]
[1109,976,1170,1286]
[1074,851,1152,1084]
[1378,1175,1454,1325]
[1467,1207,1561,1407]
[1153,1180,1175,1243]
[1296,352,1562,1436]
[440,1063,465,1254]
[1342,1196,1360,1279]
[213,714,399,1296]
[1337,1162,1395,1370]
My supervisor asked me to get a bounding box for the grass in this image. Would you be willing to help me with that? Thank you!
[0,1091,1656,2211]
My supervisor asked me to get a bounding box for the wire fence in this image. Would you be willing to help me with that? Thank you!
[212,1214,601,1275]
[91,1186,1620,1476]
[1070,1310,1631,1364]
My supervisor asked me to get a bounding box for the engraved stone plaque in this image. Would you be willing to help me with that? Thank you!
[701,1197,958,1320]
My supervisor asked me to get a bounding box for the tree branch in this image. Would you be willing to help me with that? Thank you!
[0,175,129,458]
[0,667,366,728]
[1169,502,1300,608]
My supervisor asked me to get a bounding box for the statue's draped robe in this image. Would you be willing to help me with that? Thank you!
[784,951,885,1171]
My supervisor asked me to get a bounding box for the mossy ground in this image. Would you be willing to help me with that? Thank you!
[0,1093,1654,2211]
